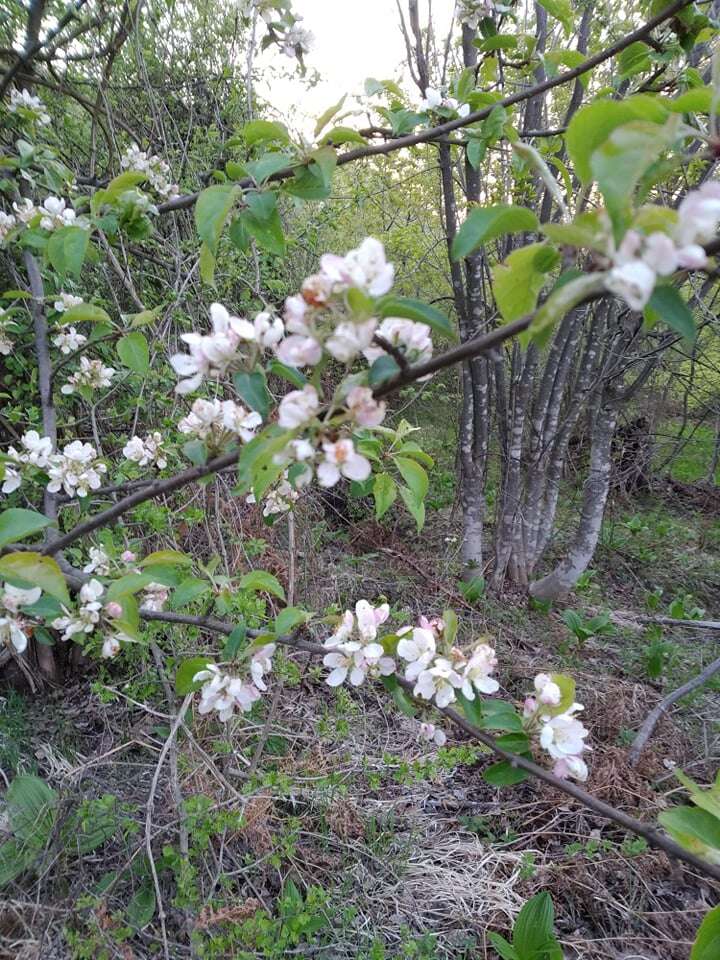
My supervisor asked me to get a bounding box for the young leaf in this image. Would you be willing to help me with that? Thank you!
[376,296,455,338]
[194,182,238,254]
[243,119,290,147]
[223,621,247,659]
[139,549,192,568]
[126,881,156,930]
[512,891,556,956]
[267,359,307,388]
[169,577,209,609]
[451,205,539,261]
[645,286,696,341]
[487,932,519,960]
[7,775,57,841]
[483,760,531,786]
[234,369,271,420]
[238,569,286,600]
[62,303,112,324]
[47,226,89,278]
[691,903,720,960]
[493,243,558,323]
[0,552,69,605]
[314,93,347,136]
[240,191,285,254]
[275,606,310,634]
[117,331,150,375]
[175,656,214,695]
[398,483,425,531]
[0,508,53,549]
[393,456,428,501]
[373,473,397,519]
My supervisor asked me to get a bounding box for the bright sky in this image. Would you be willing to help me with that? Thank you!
[258,0,456,137]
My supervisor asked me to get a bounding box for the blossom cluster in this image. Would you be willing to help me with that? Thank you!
[1,196,86,241]
[52,326,86,355]
[523,673,590,782]
[606,183,720,311]
[52,578,133,658]
[170,303,280,394]
[81,546,169,615]
[2,430,53,494]
[8,87,50,125]
[418,87,470,118]
[120,143,179,199]
[123,432,168,469]
[322,600,395,686]
[246,472,300,516]
[178,397,262,446]
[193,643,276,721]
[0,582,42,655]
[46,440,107,498]
[60,356,115,395]
[454,0,504,28]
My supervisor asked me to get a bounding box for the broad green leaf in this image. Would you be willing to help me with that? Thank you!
[62,303,112,324]
[0,839,36,887]
[106,572,158,600]
[241,192,285,254]
[139,550,192,568]
[541,211,609,253]
[457,690,484,727]
[7,775,57,842]
[92,171,147,213]
[451,205,538,261]
[0,509,53,549]
[381,674,416,717]
[373,473,397,519]
[194,183,238,254]
[566,98,668,183]
[487,932,518,960]
[398,483,425,531]
[169,577,209,609]
[245,152,293,184]
[0,552,69,605]
[675,770,720,822]
[618,41,652,79]
[47,226,89,278]
[319,126,367,146]
[529,272,606,346]
[483,759,531,786]
[645,286,695,341]
[393,456,428,501]
[376,296,454,338]
[314,94,347,136]
[493,243,559,323]
[223,621,247,659]
[659,805,720,856]
[175,656,214,695]
[479,699,524,732]
[537,0,573,33]
[267,359,306,388]
[512,892,556,956]
[243,119,290,147]
[691,904,720,960]
[670,88,713,113]
[236,425,295,500]
[368,355,400,385]
[238,569,285,600]
[117,331,149,375]
[126,881,156,930]
[199,242,216,285]
[475,34,517,52]
[275,606,310,634]
[233,369,270,420]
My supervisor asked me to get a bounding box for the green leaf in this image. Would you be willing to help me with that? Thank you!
[675,770,720,822]
[373,473,397,519]
[199,242,216,285]
[243,119,290,147]
[175,656,214,695]
[376,296,455,338]
[245,153,293,184]
[139,549,192,568]
[670,88,713,113]
[7,775,57,842]
[47,226,89,278]
[529,272,606,346]
[169,577,209,609]
[314,94,347,136]
[61,303,112,324]
[451,205,539,261]
[691,904,720,960]
[126,881,156,930]
[483,759,531,786]
[0,552,69,605]
[398,483,425,531]
[618,41,652,79]
[659,805,720,855]
[487,932,519,960]
[223,621,247,659]
[275,606,310,634]
[457,691,484,727]
[319,125,367,146]
[194,183,238,254]
[493,243,559,323]
[537,0,573,32]
[0,509,53,549]
[393,456,428,501]
[645,286,695,341]
[233,369,270,421]
[241,191,285,254]
[0,839,36,887]
[117,331,149,375]
[106,572,157,601]
[478,699,524,732]
[368,355,400,385]
[381,674,417,717]
[238,569,285,600]
[512,892,556,956]
[93,170,147,211]
[267,359,306,388]
[566,98,667,183]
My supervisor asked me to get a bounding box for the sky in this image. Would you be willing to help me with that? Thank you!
[257,0,456,137]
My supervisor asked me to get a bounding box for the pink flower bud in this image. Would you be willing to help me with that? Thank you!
[523,696,537,718]
[121,550,136,563]
[105,601,123,619]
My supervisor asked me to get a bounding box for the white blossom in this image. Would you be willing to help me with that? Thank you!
[193,663,262,721]
[170,303,254,394]
[142,582,169,612]
[275,333,323,367]
[458,643,500,698]
[325,600,390,648]
[123,432,168,469]
[12,430,53,468]
[39,196,79,231]
[280,22,313,57]
[323,640,394,687]
[539,703,590,762]
[0,211,17,244]
[552,755,588,782]
[676,181,720,247]
[316,438,371,487]
[53,292,83,313]
[52,327,86,354]
[417,721,447,746]
[397,625,437,681]
[1,464,21,494]
[0,615,29,654]
[12,198,37,224]
[363,317,433,367]
[320,237,395,298]
[346,386,386,427]
[120,143,178,198]
[101,635,122,658]
[419,87,443,111]
[8,87,50,125]
[250,643,276,691]
[61,356,115,395]
[325,319,378,363]
[178,397,261,444]
[46,440,107,498]
[533,672,561,706]
[413,657,463,708]
[254,311,284,347]
[83,546,110,575]
[277,384,320,429]
[605,260,656,311]
[52,579,105,640]
[246,474,300,516]
[1,583,41,614]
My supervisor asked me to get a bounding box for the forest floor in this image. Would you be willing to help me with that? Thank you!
[1,411,719,959]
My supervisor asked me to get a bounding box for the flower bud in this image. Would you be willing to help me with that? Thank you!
[104,601,123,619]
[121,550,136,563]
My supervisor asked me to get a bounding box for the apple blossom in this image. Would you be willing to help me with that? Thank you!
[1,464,21,494]
[316,439,371,487]
[325,319,378,363]
[246,473,301,516]
[254,311,284,347]
[101,635,121,659]
[142,582,170,612]
[52,579,105,640]
[83,546,111,575]
[193,664,262,721]
[605,260,656,311]
[0,615,29,654]
[170,302,255,394]
[9,87,50,125]
[39,196,79,231]
[417,721,447,746]
[61,356,115,394]
[52,327,87,355]
[458,643,500,699]
[534,672,561,706]
[676,181,720,246]
[104,601,123,619]
[11,430,53,468]
[120,143,178,198]
[419,87,443,111]
[123,432,168,469]
[552,755,589,782]
[0,211,16,243]
[413,657,463,708]
[250,643,276,691]
[53,292,83,313]
[12,198,37,224]
[121,550,137,564]
[1,583,41,614]
[46,440,107,498]
[323,640,394,687]
[277,384,320,428]
[346,386,386,427]
[275,333,323,367]
[539,703,590,761]
[363,317,433,366]
[279,22,313,57]
[397,625,437,681]
[322,237,395,299]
